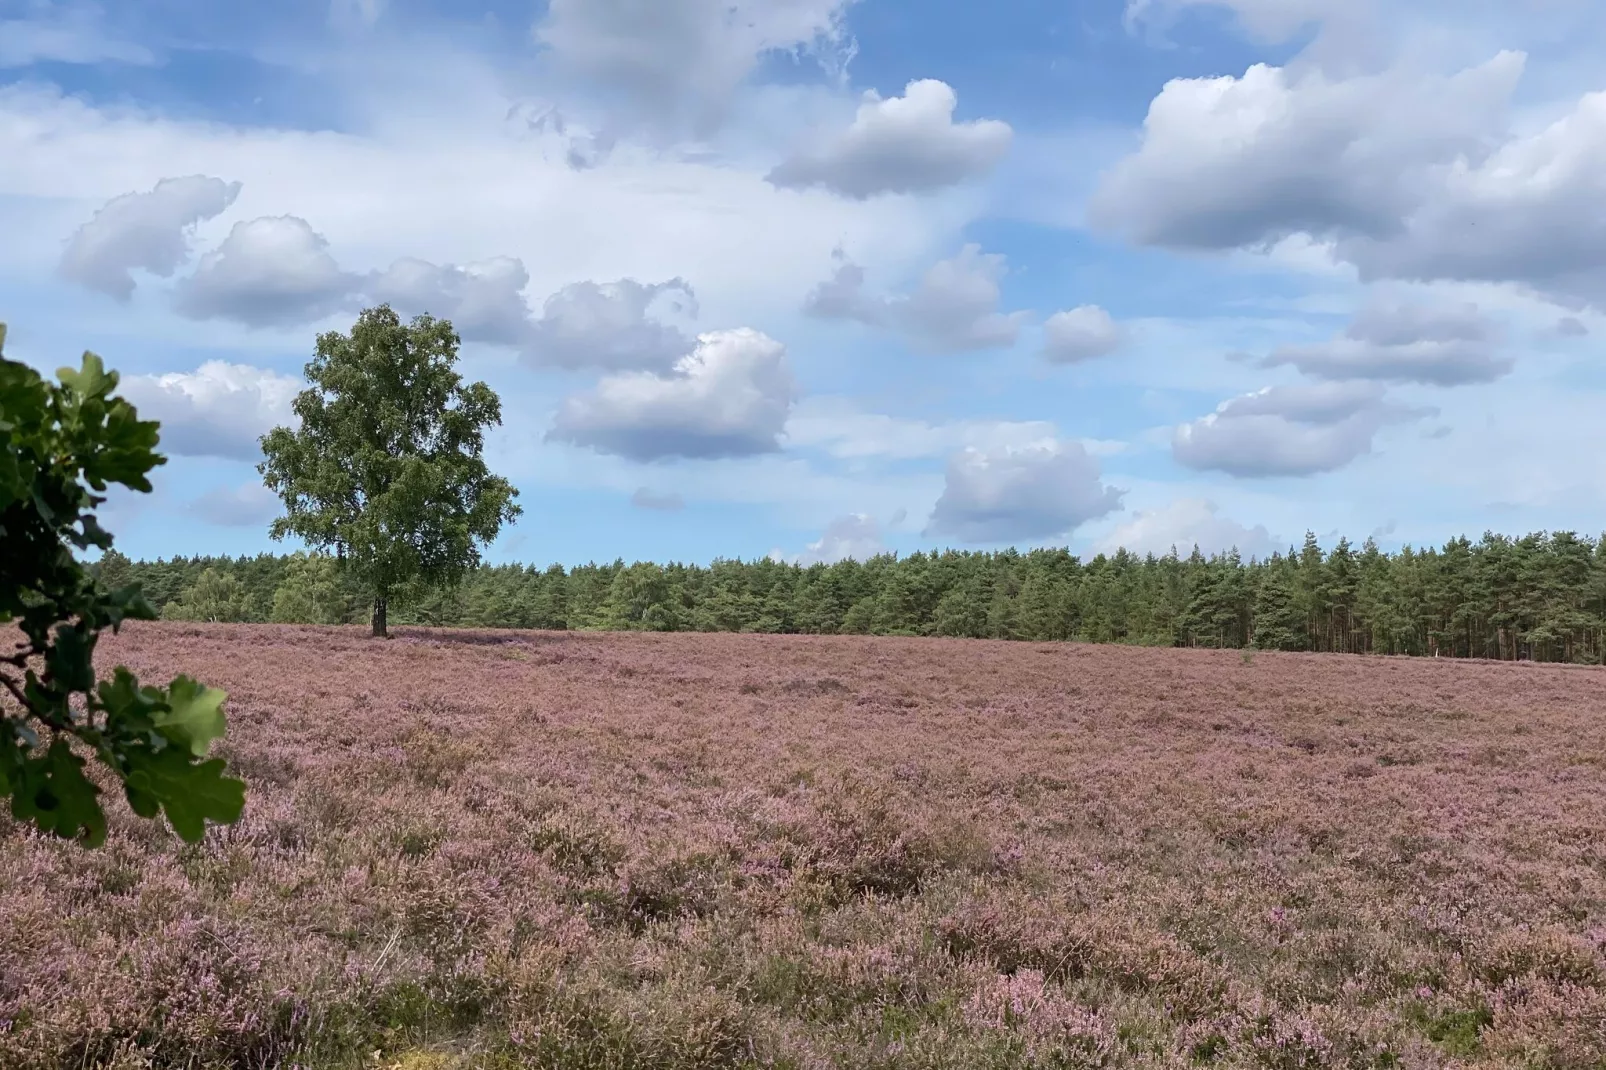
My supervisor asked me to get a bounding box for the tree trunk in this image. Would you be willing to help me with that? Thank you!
[372,597,388,638]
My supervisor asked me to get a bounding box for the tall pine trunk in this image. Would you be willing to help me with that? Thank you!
[372,597,388,638]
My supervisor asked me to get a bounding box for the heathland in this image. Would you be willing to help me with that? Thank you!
[2,623,1602,1068]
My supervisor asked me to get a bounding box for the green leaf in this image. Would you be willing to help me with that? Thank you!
[153,676,229,756]
[46,623,96,694]
[56,351,110,402]
[122,748,246,842]
[9,740,107,847]
[97,665,166,726]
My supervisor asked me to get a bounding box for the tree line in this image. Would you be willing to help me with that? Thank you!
[100,527,1606,663]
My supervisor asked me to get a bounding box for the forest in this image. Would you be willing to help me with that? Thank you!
[101,528,1606,663]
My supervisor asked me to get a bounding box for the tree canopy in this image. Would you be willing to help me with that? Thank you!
[258,305,522,637]
[0,323,244,846]
[119,528,1606,663]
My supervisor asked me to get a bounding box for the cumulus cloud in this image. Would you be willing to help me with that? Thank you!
[925,439,1123,543]
[896,246,1026,351]
[7,78,951,348]
[525,278,697,371]
[1089,53,1522,252]
[1172,381,1427,477]
[1091,50,1606,305]
[1557,316,1589,338]
[1096,498,1278,559]
[631,487,686,511]
[797,513,884,564]
[59,180,716,362]
[174,216,361,328]
[534,0,854,130]
[1342,88,1606,302]
[366,256,535,346]
[57,175,241,300]
[804,245,1027,351]
[1261,302,1512,386]
[547,327,797,461]
[767,79,1012,199]
[1042,305,1125,363]
[801,254,878,321]
[120,361,301,460]
[187,483,282,528]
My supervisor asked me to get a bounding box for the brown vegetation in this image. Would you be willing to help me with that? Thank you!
[3,623,1604,1068]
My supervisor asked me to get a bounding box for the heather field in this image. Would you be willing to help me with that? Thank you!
[4,625,1605,1070]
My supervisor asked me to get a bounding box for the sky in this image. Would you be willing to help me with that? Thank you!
[3,0,1605,568]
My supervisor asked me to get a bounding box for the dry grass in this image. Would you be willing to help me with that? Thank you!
[3,622,1604,1069]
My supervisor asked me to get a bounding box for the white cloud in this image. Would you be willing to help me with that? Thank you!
[1042,304,1125,363]
[0,78,955,335]
[547,327,797,461]
[174,216,361,328]
[1096,497,1279,559]
[1092,49,1606,307]
[1090,53,1523,251]
[804,244,1027,351]
[784,398,1092,461]
[796,512,884,564]
[925,439,1123,543]
[366,256,534,346]
[0,4,155,68]
[1261,301,1511,385]
[533,0,855,132]
[1343,88,1606,303]
[62,181,698,360]
[73,175,696,358]
[801,252,877,321]
[187,482,282,528]
[57,175,241,300]
[895,246,1025,350]
[1172,381,1427,477]
[120,360,302,460]
[630,487,686,511]
[767,79,1012,199]
[525,277,697,370]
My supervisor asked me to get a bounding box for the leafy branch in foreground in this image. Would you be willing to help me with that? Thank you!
[0,323,245,847]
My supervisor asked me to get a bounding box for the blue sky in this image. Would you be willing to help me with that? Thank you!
[3,0,1605,568]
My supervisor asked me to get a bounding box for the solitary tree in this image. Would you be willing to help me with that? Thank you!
[1,323,245,846]
[259,306,522,637]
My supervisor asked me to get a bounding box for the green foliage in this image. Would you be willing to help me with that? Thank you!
[1251,564,1303,651]
[1409,1002,1492,1057]
[162,566,251,622]
[106,528,1606,663]
[600,562,681,631]
[270,551,356,624]
[0,323,245,846]
[259,305,522,636]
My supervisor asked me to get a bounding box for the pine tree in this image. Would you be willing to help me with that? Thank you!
[1252,564,1304,651]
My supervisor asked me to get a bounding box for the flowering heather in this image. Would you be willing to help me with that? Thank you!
[3,623,1604,1069]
